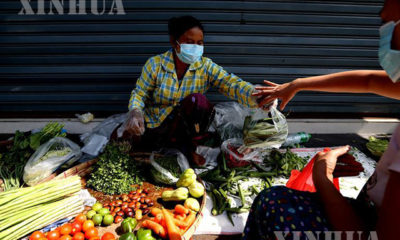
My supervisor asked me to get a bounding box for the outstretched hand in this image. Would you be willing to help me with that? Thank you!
[252,80,298,111]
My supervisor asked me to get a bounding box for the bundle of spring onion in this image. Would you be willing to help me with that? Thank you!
[0,176,83,240]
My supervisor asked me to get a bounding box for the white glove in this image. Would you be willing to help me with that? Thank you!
[117,109,145,137]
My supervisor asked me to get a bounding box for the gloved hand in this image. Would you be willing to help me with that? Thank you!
[117,109,145,137]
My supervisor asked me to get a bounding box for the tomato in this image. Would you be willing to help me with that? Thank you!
[89,237,100,240]
[101,232,115,240]
[74,213,87,224]
[72,232,85,240]
[30,231,45,240]
[46,230,60,240]
[70,221,82,234]
[37,238,48,240]
[84,227,98,239]
[59,224,72,235]
[59,235,72,240]
[82,220,95,232]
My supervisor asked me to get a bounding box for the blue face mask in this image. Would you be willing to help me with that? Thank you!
[379,20,400,83]
[175,41,204,65]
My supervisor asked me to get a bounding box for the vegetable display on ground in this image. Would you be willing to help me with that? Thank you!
[87,141,145,195]
[0,122,66,191]
[0,176,82,240]
[366,136,389,157]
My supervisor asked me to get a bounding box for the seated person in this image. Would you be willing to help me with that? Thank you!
[121,16,259,164]
[243,0,400,238]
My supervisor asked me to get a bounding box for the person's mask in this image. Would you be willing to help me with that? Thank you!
[379,20,400,83]
[175,41,204,64]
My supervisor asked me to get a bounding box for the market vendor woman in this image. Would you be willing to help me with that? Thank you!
[121,16,259,164]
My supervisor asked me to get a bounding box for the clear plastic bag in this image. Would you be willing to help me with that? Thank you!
[149,149,190,185]
[23,137,82,186]
[194,146,221,174]
[243,100,288,149]
[221,138,263,167]
[211,102,249,141]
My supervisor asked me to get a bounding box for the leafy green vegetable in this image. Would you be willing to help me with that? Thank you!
[87,141,144,195]
[0,122,66,191]
[263,149,308,177]
[200,156,270,223]
[200,148,307,225]
[366,136,389,157]
[38,147,72,163]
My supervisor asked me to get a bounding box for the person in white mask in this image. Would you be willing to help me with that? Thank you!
[243,0,400,239]
[120,16,260,165]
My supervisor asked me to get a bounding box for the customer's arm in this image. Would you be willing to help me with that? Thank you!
[254,70,400,110]
[313,146,365,231]
[377,171,400,239]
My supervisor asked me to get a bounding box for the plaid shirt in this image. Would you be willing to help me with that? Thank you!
[129,49,256,128]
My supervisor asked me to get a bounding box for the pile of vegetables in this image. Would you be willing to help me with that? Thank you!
[0,122,66,191]
[150,155,183,183]
[263,149,308,177]
[85,189,155,225]
[161,168,205,203]
[243,116,279,148]
[200,162,273,224]
[200,149,307,225]
[366,136,389,157]
[121,205,198,240]
[134,206,197,240]
[29,214,117,240]
[37,146,72,163]
[87,141,145,195]
[0,176,83,240]
[118,169,204,239]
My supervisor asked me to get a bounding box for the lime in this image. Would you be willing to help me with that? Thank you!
[103,214,114,226]
[92,214,103,226]
[98,208,110,216]
[86,210,97,219]
[92,202,103,212]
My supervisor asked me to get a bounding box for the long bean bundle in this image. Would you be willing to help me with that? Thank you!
[0,176,83,240]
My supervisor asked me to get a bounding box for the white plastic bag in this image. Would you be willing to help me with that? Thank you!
[149,149,190,185]
[243,100,288,149]
[211,102,249,141]
[23,137,82,186]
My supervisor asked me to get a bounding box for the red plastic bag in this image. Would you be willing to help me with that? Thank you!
[286,148,340,192]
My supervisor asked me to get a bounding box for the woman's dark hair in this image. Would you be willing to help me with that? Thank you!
[168,16,204,40]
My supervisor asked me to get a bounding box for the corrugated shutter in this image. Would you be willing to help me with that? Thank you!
[1,0,399,117]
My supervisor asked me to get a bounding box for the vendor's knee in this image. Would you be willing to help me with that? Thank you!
[181,93,213,112]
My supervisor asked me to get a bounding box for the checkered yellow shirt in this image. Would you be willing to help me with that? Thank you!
[129,49,256,128]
